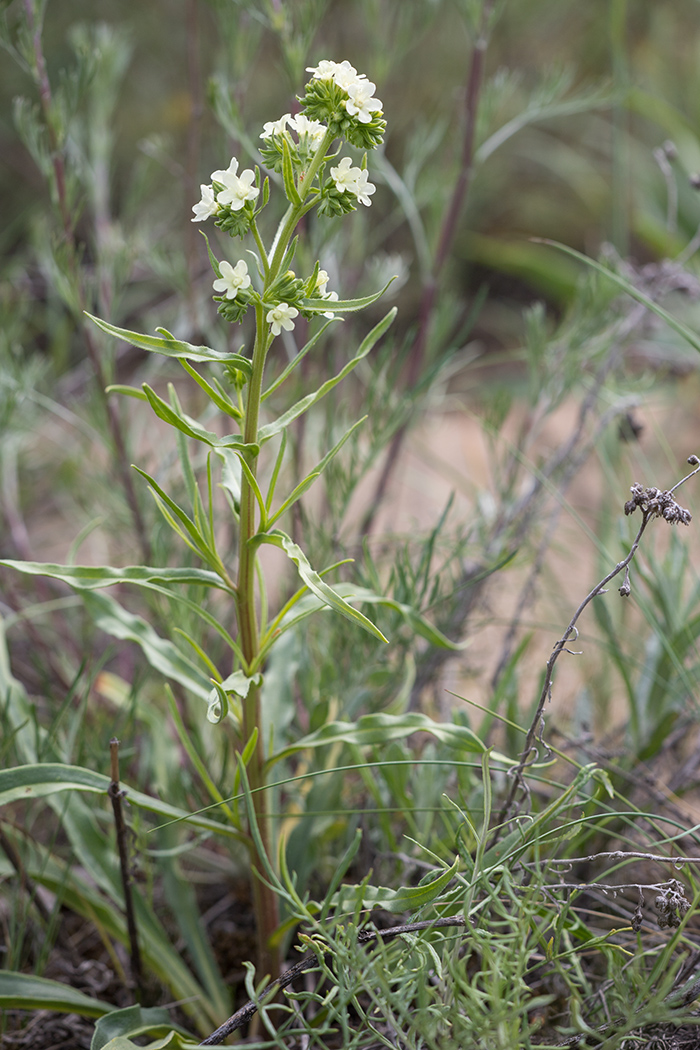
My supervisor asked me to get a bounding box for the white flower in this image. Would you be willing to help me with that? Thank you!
[306,59,340,80]
[306,59,368,93]
[354,168,376,206]
[210,158,260,211]
[289,113,327,148]
[211,157,240,185]
[345,79,382,123]
[331,60,365,92]
[329,156,360,194]
[260,114,291,139]
[266,302,299,336]
[192,184,218,222]
[329,158,375,206]
[315,269,331,295]
[217,169,259,211]
[213,259,251,300]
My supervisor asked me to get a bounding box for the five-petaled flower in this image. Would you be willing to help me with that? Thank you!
[345,79,383,123]
[211,158,260,211]
[213,260,251,300]
[192,184,218,222]
[329,157,376,206]
[266,302,299,336]
[260,114,291,139]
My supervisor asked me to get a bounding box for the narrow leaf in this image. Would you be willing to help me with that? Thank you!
[258,308,396,442]
[85,312,253,369]
[0,972,113,1018]
[257,529,388,644]
[302,277,397,314]
[538,240,700,353]
[0,559,225,591]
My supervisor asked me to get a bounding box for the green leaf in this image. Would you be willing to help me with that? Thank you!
[0,558,225,592]
[142,383,255,451]
[0,972,113,1018]
[133,466,219,567]
[262,318,335,400]
[538,241,700,353]
[105,384,149,401]
[273,582,463,650]
[82,590,214,700]
[0,762,237,837]
[302,277,397,314]
[257,529,388,644]
[335,857,460,914]
[270,711,494,767]
[91,1005,193,1049]
[282,136,302,205]
[85,312,253,369]
[266,418,365,528]
[179,359,242,420]
[257,308,396,442]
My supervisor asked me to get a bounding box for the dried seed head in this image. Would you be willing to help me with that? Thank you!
[624,482,691,525]
[654,879,690,929]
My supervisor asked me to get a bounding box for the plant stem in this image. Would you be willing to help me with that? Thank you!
[108,737,144,1001]
[235,303,279,977]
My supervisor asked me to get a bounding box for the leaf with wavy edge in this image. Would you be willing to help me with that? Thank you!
[85,312,252,370]
[0,559,226,591]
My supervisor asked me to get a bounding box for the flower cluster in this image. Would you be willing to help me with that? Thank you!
[624,482,692,525]
[192,158,260,237]
[194,60,384,339]
[259,111,328,174]
[301,59,386,150]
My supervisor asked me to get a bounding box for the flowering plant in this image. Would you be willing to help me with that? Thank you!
[80,60,395,977]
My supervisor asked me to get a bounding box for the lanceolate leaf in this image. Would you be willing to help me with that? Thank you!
[270,711,496,767]
[266,418,366,528]
[256,530,388,645]
[85,312,253,370]
[257,308,396,442]
[82,591,214,700]
[333,857,460,914]
[0,972,113,1018]
[302,276,397,314]
[142,384,255,451]
[0,763,236,836]
[0,559,225,591]
[272,582,463,650]
[539,241,700,353]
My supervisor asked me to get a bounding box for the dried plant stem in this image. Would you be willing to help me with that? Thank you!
[496,456,700,831]
[200,917,467,1045]
[108,737,144,1001]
